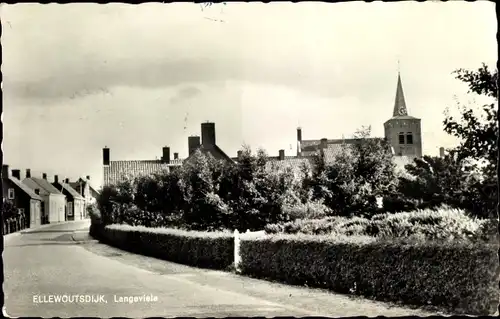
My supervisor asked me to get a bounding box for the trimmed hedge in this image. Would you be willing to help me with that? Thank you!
[239,234,499,315]
[100,224,234,270]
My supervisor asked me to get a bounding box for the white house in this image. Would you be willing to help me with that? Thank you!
[23,172,66,223]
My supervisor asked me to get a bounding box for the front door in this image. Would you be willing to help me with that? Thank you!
[67,202,74,221]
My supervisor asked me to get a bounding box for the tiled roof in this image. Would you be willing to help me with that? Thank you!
[323,143,355,164]
[266,156,314,171]
[24,177,64,195]
[300,137,383,157]
[104,160,182,186]
[70,178,101,195]
[69,182,82,191]
[8,177,43,201]
[55,182,84,200]
[185,145,234,164]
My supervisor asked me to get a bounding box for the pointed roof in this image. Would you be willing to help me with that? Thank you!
[7,176,43,201]
[70,178,101,196]
[24,177,64,195]
[185,144,234,164]
[53,182,84,200]
[393,73,408,117]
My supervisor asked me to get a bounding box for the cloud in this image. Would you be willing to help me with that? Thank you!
[169,86,202,105]
[1,2,496,105]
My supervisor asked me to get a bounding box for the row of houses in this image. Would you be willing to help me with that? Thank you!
[2,165,100,228]
[103,72,443,186]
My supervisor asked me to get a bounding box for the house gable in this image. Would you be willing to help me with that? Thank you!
[53,182,84,201]
[3,175,43,201]
[184,145,234,166]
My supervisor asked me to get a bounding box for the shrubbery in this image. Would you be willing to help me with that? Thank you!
[239,234,499,315]
[265,206,494,242]
[2,200,18,222]
[96,147,341,232]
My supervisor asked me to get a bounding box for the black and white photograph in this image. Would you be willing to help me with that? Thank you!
[1,1,498,317]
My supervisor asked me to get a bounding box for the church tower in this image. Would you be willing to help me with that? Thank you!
[383,72,422,158]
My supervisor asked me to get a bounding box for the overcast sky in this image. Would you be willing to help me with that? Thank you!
[2,2,497,188]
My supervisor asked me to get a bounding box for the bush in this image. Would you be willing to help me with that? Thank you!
[2,200,18,222]
[282,199,332,220]
[87,203,101,222]
[382,194,418,214]
[239,234,499,315]
[368,206,490,241]
[87,203,105,240]
[266,206,494,242]
[101,224,235,270]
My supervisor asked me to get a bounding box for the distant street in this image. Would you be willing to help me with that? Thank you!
[4,221,437,317]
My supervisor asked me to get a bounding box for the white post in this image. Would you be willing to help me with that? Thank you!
[234,229,241,273]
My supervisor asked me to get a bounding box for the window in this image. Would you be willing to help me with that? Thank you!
[398,133,405,145]
[406,133,413,145]
[8,188,15,199]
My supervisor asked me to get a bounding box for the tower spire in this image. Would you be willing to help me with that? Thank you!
[392,71,408,117]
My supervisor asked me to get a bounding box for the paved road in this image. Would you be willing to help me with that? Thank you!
[3,221,439,317]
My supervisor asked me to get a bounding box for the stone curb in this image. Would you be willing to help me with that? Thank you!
[3,219,90,241]
[20,219,90,234]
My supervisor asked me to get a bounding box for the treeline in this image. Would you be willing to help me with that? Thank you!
[95,127,496,232]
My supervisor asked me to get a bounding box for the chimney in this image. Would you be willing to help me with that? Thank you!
[65,178,70,183]
[54,175,59,184]
[86,175,90,180]
[42,173,47,180]
[297,127,302,157]
[237,150,243,159]
[174,153,179,160]
[201,122,216,146]
[34,189,40,195]
[12,169,21,180]
[320,138,328,149]
[188,136,201,156]
[103,147,110,166]
[2,165,9,179]
[161,147,171,163]
[26,169,31,178]
[439,147,445,158]
[279,149,285,161]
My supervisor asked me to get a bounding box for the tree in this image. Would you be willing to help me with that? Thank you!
[178,150,230,231]
[443,63,498,218]
[351,126,398,198]
[1,200,18,221]
[222,145,294,231]
[398,155,469,210]
[443,63,498,175]
[309,126,397,217]
[134,174,162,213]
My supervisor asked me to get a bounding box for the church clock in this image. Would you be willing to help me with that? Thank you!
[398,106,407,116]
